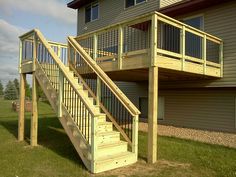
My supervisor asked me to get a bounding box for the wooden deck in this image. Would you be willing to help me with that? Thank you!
[73,11,223,81]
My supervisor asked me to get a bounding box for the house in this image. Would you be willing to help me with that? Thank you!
[17,0,235,174]
[67,0,236,133]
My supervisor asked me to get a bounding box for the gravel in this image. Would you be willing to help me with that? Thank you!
[139,123,236,149]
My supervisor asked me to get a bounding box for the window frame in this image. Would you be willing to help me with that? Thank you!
[138,96,165,120]
[85,1,99,23]
[124,0,147,9]
[182,14,204,31]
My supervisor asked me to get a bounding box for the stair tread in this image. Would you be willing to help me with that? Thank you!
[98,140,127,149]
[97,131,119,136]
[96,151,133,162]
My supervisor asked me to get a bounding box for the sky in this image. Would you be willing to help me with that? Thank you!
[0,0,77,86]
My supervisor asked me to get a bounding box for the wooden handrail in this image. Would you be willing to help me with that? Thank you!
[69,64,132,146]
[48,41,67,48]
[68,36,141,116]
[32,29,98,117]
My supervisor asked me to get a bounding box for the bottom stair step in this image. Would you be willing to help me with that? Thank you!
[94,152,136,173]
[97,141,128,159]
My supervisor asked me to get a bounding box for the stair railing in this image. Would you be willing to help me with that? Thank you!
[67,36,140,156]
[19,30,99,169]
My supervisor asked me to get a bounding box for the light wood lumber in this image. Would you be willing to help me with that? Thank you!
[147,66,158,164]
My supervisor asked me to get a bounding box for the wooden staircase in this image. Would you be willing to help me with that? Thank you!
[19,29,140,173]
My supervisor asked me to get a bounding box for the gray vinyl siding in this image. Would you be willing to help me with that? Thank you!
[160,0,183,8]
[115,81,236,133]
[77,0,160,35]
[115,81,148,108]
[160,89,236,133]
[161,1,236,88]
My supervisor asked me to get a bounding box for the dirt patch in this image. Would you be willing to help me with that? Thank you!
[139,123,236,149]
[95,159,190,177]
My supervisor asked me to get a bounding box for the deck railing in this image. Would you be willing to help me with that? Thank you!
[19,29,140,160]
[20,37,68,66]
[75,11,223,76]
[19,29,98,157]
[68,36,140,154]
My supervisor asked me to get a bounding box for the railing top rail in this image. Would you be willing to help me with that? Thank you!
[19,29,35,40]
[75,11,222,44]
[75,12,154,40]
[154,11,222,43]
[68,36,141,116]
[48,41,67,48]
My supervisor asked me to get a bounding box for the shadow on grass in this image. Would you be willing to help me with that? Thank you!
[0,116,86,170]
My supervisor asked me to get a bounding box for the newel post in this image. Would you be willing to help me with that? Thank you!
[151,14,158,66]
[93,34,98,61]
[202,34,207,75]
[132,115,139,160]
[67,42,70,67]
[180,26,186,70]
[118,25,124,69]
[219,41,224,77]
[91,115,98,173]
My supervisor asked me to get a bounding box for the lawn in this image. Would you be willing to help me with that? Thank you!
[0,98,235,177]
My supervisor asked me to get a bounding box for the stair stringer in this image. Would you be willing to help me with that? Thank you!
[35,62,92,171]
[35,62,58,112]
[60,105,91,170]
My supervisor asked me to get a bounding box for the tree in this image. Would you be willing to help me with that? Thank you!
[37,86,47,101]
[13,78,20,97]
[0,80,4,96]
[4,81,18,100]
[25,81,31,99]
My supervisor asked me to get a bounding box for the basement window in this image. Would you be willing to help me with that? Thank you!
[125,0,146,8]
[85,2,99,23]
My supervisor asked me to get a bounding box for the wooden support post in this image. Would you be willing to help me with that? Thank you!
[118,25,123,69]
[202,35,207,74]
[151,14,158,66]
[93,34,98,61]
[219,42,224,77]
[148,66,158,164]
[180,26,186,70]
[132,115,139,160]
[31,73,38,146]
[58,70,64,117]
[31,33,38,146]
[18,73,26,141]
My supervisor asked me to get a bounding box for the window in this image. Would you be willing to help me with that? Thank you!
[125,0,146,8]
[183,16,204,58]
[85,2,99,23]
[139,97,165,120]
[183,16,203,30]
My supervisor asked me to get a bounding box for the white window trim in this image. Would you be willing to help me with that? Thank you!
[182,14,205,31]
[85,1,99,23]
[124,0,147,10]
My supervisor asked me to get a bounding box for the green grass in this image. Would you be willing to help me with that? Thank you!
[0,98,235,177]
